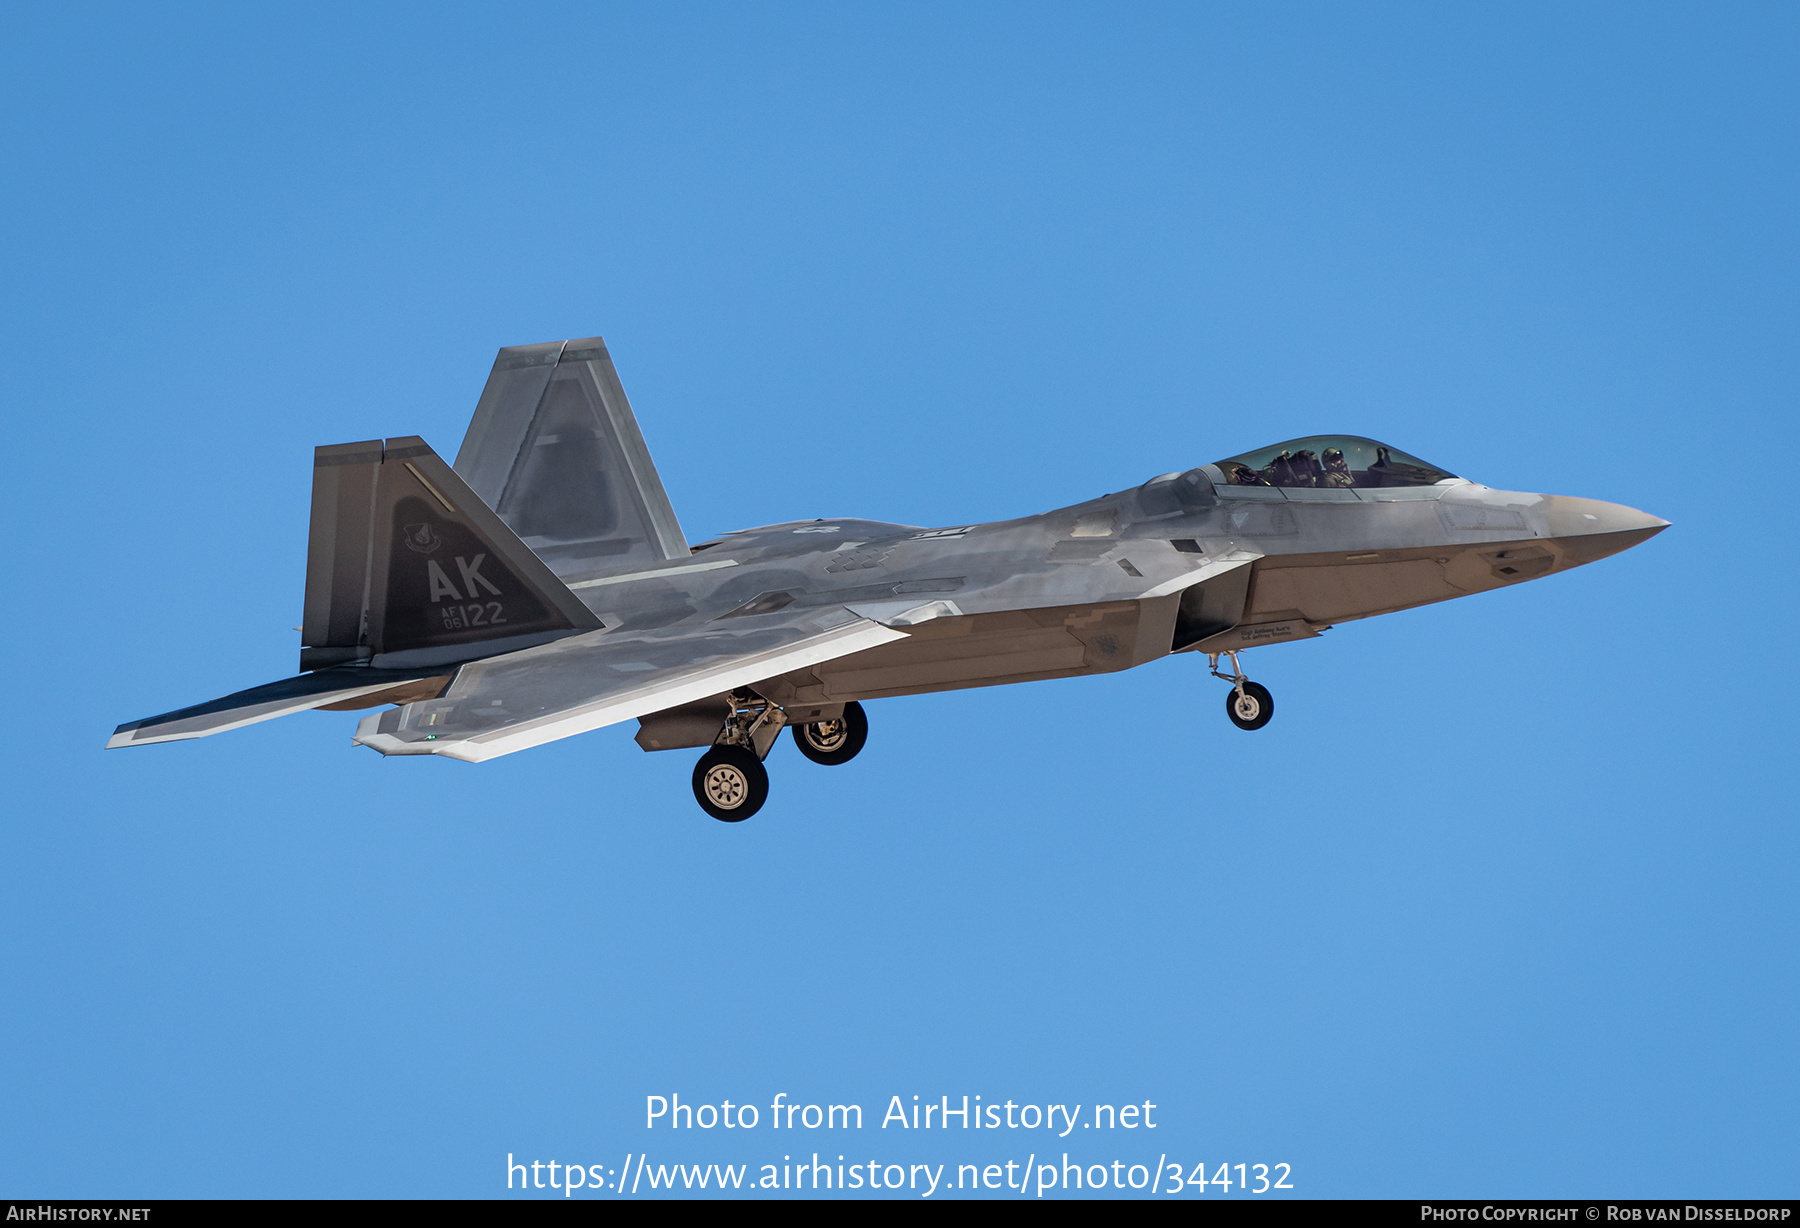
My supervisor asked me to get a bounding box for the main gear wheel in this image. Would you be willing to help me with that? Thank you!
[692,745,769,821]
[791,701,868,766]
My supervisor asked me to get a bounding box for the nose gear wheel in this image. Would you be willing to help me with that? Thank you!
[1209,651,1275,731]
[1225,681,1274,730]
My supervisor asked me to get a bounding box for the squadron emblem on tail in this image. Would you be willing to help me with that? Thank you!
[402,523,443,554]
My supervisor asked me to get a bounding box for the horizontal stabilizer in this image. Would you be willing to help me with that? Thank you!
[108,669,450,748]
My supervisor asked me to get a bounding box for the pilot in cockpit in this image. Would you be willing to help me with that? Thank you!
[1212,438,1456,492]
[1269,449,1320,487]
[1321,447,1355,488]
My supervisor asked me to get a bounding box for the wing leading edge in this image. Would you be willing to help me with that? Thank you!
[353,607,908,763]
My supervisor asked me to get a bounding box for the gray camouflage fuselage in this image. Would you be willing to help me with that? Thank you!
[108,336,1665,778]
[567,473,1661,719]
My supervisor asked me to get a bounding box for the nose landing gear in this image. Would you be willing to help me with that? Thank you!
[1210,651,1274,731]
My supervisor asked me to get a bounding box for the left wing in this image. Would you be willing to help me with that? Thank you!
[353,606,907,762]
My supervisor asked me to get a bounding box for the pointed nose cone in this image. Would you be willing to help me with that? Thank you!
[1541,495,1670,566]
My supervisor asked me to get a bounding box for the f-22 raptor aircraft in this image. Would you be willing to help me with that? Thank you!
[111,337,1667,820]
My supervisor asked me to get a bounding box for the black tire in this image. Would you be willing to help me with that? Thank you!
[1225,681,1274,731]
[692,746,769,821]
[791,701,868,766]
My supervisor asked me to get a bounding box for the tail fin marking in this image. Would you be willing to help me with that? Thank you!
[300,437,600,672]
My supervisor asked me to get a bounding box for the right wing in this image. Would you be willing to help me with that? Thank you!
[353,607,908,763]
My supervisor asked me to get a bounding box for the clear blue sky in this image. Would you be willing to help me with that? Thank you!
[2,2,1794,1199]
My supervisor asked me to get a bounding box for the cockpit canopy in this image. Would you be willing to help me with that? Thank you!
[1213,435,1456,490]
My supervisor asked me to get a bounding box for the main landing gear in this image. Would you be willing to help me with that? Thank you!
[688,697,870,822]
[1210,651,1274,731]
[791,701,867,766]
[693,746,767,822]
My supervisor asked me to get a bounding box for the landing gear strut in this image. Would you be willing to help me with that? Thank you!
[690,690,787,822]
[1210,651,1274,731]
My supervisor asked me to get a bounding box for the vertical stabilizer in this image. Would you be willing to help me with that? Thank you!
[453,337,689,579]
[299,437,600,671]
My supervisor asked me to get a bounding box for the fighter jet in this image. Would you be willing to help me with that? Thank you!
[110,337,1668,820]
